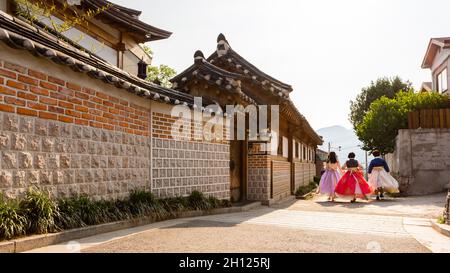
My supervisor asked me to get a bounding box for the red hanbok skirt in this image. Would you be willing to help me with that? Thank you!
[335,170,372,197]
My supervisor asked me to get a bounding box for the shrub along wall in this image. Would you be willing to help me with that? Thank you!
[0,188,231,241]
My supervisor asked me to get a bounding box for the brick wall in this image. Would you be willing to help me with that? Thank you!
[0,57,230,200]
[247,154,271,201]
[0,61,150,136]
[151,111,230,199]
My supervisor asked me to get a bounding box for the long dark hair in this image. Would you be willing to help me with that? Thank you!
[327,152,337,164]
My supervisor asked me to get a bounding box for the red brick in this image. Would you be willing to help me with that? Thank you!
[39,97,57,106]
[96,104,108,112]
[65,109,81,118]
[83,100,96,108]
[58,115,74,123]
[27,101,47,111]
[75,105,88,113]
[50,92,66,100]
[58,87,74,96]
[75,91,89,100]
[4,62,26,74]
[48,76,65,86]
[7,80,27,90]
[75,118,89,126]
[82,113,94,120]
[115,104,125,111]
[96,91,108,99]
[58,101,74,109]
[103,112,115,119]
[82,87,96,95]
[18,91,38,101]
[89,121,103,128]
[66,82,81,91]
[119,122,129,128]
[40,81,58,91]
[95,115,108,123]
[17,107,37,117]
[68,97,82,105]
[39,111,58,121]
[119,99,128,106]
[88,108,102,116]
[108,96,119,103]
[18,75,38,86]
[75,119,89,126]
[30,86,49,96]
[48,106,64,114]
[0,77,3,85]
[0,86,16,96]
[103,124,114,130]
[28,70,46,80]
[103,100,114,107]
[91,97,102,104]
[0,104,15,113]
[4,97,25,106]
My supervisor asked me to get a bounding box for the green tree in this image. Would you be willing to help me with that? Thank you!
[349,76,412,131]
[13,0,111,34]
[356,91,450,154]
[142,45,176,88]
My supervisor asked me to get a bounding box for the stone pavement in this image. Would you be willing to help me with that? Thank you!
[26,193,450,253]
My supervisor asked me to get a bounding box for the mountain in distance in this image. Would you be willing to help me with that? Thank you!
[316,125,372,169]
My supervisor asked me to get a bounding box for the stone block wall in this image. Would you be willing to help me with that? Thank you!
[387,129,450,195]
[151,111,230,199]
[247,154,271,201]
[0,57,230,200]
[0,112,149,200]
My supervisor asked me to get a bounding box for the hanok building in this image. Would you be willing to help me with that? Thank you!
[0,0,321,204]
[171,34,322,202]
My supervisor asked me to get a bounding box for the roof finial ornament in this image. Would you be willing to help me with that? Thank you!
[217,33,230,57]
[194,50,204,64]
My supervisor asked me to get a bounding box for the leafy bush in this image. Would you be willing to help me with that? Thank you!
[356,91,450,154]
[437,216,446,225]
[0,188,230,241]
[20,189,59,234]
[0,196,27,240]
[313,176,321,185]
[187,191,211,210]
[295,182,317,197]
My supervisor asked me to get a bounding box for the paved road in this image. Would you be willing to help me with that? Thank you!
[27,193,450,253]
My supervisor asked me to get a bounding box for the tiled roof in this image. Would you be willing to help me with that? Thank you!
[83,0,171,42]
[0,11,200,108]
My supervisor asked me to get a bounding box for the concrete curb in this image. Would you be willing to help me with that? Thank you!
[0,202,261,253]
[431,220,450,238]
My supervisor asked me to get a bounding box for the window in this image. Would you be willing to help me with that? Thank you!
[437,68,448,93]
[295,142,299,158]
[38,15,118,66]
[277,136,283,156]
[282,137,288,158]
[303,146,306,161]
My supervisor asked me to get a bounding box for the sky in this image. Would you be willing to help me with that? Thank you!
[113,0,450,130]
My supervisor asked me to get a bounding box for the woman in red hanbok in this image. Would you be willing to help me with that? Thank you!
[334,152,372,202]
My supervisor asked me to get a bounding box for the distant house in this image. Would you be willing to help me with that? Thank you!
[421,37,450,94]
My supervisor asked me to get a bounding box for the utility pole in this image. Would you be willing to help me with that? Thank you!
[364,150,368,180]
[328,142,331,153]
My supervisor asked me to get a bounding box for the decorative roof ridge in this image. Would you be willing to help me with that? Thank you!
[171,50,242,83]
[208,33,293,92]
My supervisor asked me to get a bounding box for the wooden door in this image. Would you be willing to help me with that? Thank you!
[230,140,244,202]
